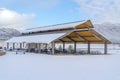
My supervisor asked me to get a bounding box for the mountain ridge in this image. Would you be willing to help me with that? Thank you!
[0,28,20,40]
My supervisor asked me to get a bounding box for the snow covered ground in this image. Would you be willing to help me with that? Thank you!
[0,51,120,80]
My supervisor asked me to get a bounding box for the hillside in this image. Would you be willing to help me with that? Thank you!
[94,23,120,43]
[0,28,20,40]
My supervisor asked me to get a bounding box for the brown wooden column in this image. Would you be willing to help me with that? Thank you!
[52,42,55,55]
[38,43,41,53]
[74,42,76,53]
[28,43,30,52]
[104,42,108,54]
[46,44,48,54]
[88,42,90,54]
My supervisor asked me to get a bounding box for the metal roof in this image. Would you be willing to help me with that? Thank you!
[22,20,93,33]
[6,32,66,44]
[7,29,111,44]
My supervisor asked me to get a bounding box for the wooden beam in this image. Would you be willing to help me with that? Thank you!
[73,28,89,32]
[59,39,65,42]
[68,35,94,38]
[84,23,91,29]
[92,34,102,41]
[89,29,110,43]
[88,30,103,41]
[55,41,106,44]
[66,36,76,42]
[74,32,88,42]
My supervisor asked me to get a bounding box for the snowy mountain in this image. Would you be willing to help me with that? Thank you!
[0,28,20,40]
[94,23,120,43]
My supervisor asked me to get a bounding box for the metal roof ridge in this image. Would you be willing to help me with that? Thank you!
[26,20,87,30]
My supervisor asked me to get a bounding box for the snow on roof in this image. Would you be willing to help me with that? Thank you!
[6,32,66,44]
[22,20,87,33]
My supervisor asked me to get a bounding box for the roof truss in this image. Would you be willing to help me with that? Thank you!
[54,29,111,44]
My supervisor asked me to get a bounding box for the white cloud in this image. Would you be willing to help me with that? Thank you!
[74,0,120,23]
[0,8,35,29]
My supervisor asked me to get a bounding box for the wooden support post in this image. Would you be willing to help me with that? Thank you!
[88,42,90,54]
[45,44,47,48]
[52,42,55,55]
[28,43,30,52]
[38,43,41,53]
[35,43,38,53]
[63,42,65,52]
[46,44,48,54]
[74,42,76,53]
[104,42,108,55]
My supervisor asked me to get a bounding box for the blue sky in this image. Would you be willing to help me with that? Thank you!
[30,0,83,26]
[0,0,120,29]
